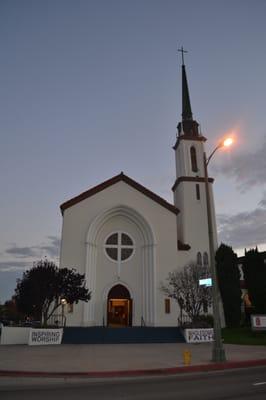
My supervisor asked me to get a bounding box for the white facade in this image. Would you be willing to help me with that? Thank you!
[60,178,189,326]
[59,63,218,327]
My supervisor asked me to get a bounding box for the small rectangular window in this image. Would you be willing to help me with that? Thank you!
[196,184,200,200]
[165,298,170,314]
[67,303,73,313]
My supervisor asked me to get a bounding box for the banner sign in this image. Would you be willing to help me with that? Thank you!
[28,328,63,345]
[199,278,212,287]
[251,315,266,331]
[184,328,214,343]
[0,327,31,345]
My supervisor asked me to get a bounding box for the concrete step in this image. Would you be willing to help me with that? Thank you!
[62,326,185,344]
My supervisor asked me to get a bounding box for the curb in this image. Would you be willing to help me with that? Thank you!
[1,359,266,378]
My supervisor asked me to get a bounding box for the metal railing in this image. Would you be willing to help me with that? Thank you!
[141,316,146,327]
[178,313,195,328]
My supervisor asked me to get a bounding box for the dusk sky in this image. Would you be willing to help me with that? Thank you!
[1,0,266,303]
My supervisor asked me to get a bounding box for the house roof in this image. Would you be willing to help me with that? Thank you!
[60,172,180,215]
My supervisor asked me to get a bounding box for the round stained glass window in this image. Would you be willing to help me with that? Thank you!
[104,232,134,262]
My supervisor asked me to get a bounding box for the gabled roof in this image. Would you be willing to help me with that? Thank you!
[60,172,179,215]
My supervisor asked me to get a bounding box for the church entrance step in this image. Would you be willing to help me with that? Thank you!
[62,326,185,344]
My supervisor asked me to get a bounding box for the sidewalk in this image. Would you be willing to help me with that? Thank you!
[0,343,266,378]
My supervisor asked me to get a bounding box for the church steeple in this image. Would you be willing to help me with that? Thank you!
[172,51,217,255]
[182,64,193,121]
[177,47,200,137]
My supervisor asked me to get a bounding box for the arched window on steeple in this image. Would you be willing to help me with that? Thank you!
[197,252,202,266]
[203,252,209,266]
[190,146,198,172]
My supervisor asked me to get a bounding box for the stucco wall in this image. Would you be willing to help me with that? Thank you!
[60,181,185,327]
[173,137,218,258]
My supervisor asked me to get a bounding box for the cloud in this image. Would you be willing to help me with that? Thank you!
[0,261,29,273]
[0,269,25,303]
[217,197,266,249]
[5,246,38,258]
[214,141,266,191]
[259,194,266,208]
[0,236,60,301]
[4,236,60,261]
[39,236,60,258]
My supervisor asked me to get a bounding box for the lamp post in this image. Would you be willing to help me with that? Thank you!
[61,298,67,327]
[204,137,233,362]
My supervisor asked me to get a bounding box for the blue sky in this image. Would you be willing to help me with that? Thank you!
[1,0,266,303]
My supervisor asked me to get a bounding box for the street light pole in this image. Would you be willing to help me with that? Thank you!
[61,298,67,327]
[203,150,226,363]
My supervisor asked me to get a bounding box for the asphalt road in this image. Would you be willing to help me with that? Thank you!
[1,366,266,399]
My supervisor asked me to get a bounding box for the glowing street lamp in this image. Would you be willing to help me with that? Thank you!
[204,137,233,363]
[206,137,234,166]
[223,137,233,147]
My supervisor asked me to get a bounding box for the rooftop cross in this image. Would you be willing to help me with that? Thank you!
[178,46,188,65]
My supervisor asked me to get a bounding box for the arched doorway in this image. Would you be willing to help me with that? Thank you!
[107,284,132,327]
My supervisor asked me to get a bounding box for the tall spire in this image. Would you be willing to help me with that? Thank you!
[177,47,200,137]
[182,64,193,121]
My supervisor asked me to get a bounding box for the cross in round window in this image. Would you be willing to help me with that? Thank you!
[105,232,134,262]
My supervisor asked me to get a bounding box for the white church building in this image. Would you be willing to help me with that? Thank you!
[59,60,217,328]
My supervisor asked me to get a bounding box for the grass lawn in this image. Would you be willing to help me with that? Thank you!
[222,327,266,345]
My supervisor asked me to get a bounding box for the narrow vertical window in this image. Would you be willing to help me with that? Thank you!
[203,252,209,266]
[196,184,200,200]
[67,303,73,313]
[190,146,198,172]
[197,252,202,266]
[165,298,170,314]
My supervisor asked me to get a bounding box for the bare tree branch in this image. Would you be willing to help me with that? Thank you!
[160,262,212,322]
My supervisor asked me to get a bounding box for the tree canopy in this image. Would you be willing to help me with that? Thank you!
[0,299,24,323]
[14,260,91,325]
[243,248,266,314]
[216,243,241,327]
[161,262,212,323]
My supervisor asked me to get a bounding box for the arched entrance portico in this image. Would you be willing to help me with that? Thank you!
[107,284,132,327]
[84,205,156,327]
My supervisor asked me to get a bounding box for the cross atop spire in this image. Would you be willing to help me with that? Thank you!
[178,46,188,66]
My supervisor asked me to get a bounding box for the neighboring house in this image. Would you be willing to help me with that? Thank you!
[59,60,217,327]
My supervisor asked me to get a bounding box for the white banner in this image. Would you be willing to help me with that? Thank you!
[184,328,214,343]
[251,315,266,331]
[28,328,63,345]
[0,327,31,345]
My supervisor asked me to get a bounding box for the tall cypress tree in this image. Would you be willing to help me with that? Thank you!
[243,248,266,314]
[216,243,241,327]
